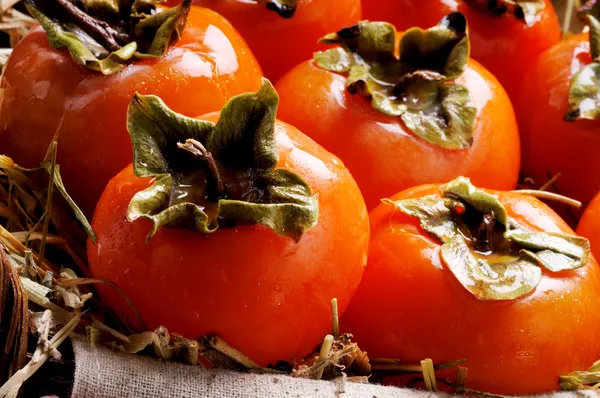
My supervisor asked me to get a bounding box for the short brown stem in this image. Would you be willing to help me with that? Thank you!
[257,0,297,18]
[29,0,127,51]
[477,213,495,253]
[177,139,225,199]
[463,0,524,18]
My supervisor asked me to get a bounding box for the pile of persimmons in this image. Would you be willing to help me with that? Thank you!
[3,0,600,395]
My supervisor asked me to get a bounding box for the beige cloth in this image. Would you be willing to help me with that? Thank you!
[70,337,600,398]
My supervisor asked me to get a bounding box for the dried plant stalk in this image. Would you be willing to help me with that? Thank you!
[0,243,28,386]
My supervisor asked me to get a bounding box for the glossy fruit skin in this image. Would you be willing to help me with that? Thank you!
[577,191,600,259]
[174,0,362,82]
[275,59,520,209]
[0,6,263,217]
[341,184,600,395]
[87,116,369,367]
[518,33,600,205]
[361,0,560,103]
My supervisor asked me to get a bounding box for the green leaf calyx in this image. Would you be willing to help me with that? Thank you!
[385,176,590,301]
[314,13,476,150]
[125,79,319,242]
[566,0,600,121]
[25,0,191,75]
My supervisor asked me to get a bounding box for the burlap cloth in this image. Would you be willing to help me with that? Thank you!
[69,337,600,398]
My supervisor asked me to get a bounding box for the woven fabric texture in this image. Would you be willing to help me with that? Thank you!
[70,337,599,398]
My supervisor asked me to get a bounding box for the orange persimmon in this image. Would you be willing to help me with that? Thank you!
[342,177,600,395]
[166,0,362,81]
[88,81,369,366]
[276,15,520,209]
[0,1,262,217]
[518,21,600,205]
[578,191,600,258]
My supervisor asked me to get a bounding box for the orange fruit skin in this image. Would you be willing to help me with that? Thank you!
[341,184,600,395]
[361,0,561,103]
[275,58,520,209]
[0,6,263,217]
[166,0,362,82]
[87,117,370,367]
[578,191,600,259]
[518,33,600,205]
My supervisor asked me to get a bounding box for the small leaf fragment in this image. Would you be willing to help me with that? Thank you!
[135,0,191,56]
[385,197,463,243]
[208,80,279,172]
[399,12,469,80]
[127,93,215,177]
[507,230,590,271]
[314,48,355,73]
[41,162,97,243]
[443,177,509,225]
[565,63,600,121]
[565,2,600,121]
[218,169,319,242]
[126,175,217,241]
[441,235,542,300]
[400,83,476,149]
[123,331,156,353]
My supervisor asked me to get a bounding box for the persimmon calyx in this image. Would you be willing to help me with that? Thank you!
[125,79,319,242]
[384,176,590,301]
[314,13,476,150]
[566,1,600,121]
[25,0,190,75]
[463,0,545,26]
[256,0,298,18]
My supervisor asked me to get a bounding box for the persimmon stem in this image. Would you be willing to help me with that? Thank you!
[477,213,495,253]
[177,139,225,199]
[511,190,582,209]
[463,0,525,19]
[256,0,297,18]
[28,0,127,51]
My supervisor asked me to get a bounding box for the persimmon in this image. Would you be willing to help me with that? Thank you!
[577,191,600,258]
[165,0,362,81]
[341,177,600,395]
[0,0,262,217]
[275,14,520,209]
[87,81,369,367]
[361,0,560,102]
[518,2,600,205]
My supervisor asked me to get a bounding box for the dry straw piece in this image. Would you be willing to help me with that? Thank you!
[0,0,598,396]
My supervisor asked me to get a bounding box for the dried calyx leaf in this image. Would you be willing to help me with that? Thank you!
[386,176,590,301]
[25,0,191,75]
[125,79,318,242]
[257,0,298,18]
[314,13,476,150]
[463,0,545,26]
[566,0,600,121]
[560,360,600,390]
